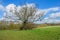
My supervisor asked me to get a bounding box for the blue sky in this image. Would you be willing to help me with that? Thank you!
[1,0,60,9]
[0,0,60,24]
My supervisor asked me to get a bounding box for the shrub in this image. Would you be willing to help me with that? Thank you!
[20,22,37,30]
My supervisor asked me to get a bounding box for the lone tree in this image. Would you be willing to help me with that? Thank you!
[4,3,46,30]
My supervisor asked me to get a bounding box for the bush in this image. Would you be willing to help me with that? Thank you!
[0,21,36,30]
[20,22,37,30]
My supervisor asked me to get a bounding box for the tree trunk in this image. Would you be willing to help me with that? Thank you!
[20,20,27,30]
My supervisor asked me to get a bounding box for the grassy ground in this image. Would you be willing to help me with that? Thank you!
[0,26,60,40]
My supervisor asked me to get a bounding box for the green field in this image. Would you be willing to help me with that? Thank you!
[0,26,60,40]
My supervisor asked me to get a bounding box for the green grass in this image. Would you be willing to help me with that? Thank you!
[0,26,60,40]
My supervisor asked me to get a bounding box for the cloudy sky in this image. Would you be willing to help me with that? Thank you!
[0,0,60,24]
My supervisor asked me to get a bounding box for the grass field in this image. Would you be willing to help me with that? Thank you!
[0,26,60,40]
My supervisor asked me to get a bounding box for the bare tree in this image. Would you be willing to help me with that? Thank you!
[4,3,46,30]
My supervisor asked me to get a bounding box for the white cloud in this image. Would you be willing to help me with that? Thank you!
[0,4,5,19]
[49,12,60,18]
[38,17,60,24]
[38,7,60,24]
[41,7,60,14]
[47,7,60,11]
[1,3,60,24]
[36,11,60,24]
[4,4,17,19]
[0,4,4,10]
[4,3,46,21]
[6,4,16,13]
[41,12,60,24]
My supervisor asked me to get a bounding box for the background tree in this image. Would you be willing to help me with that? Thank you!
[4,3,46,30]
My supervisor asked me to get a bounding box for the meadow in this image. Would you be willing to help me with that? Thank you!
[0,26,60,40]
